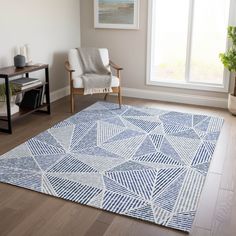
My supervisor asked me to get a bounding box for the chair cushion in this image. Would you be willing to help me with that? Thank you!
[73,76,120,88]
[68,48,111,80]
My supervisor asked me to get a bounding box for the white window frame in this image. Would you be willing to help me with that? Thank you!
[146,0,236,93]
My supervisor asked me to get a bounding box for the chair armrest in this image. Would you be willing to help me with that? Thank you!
[109,60,123,71]
[65,61,75,73]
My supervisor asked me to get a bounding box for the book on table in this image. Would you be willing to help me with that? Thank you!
[11,77,42,91]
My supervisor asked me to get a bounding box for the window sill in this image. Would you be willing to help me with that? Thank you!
[147,79,229,93]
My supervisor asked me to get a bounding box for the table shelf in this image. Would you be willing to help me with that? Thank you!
[0,64,50,134]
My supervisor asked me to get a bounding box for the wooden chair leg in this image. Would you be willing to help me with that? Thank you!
[104,93,109,101]
[118,89,122,109]
[71,92,75,113]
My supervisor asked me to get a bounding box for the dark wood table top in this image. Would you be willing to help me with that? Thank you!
[0,64,48,78]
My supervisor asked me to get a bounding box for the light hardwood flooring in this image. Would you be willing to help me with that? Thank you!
[0,95,236,236]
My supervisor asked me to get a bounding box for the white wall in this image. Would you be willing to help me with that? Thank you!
[0,0,81,93]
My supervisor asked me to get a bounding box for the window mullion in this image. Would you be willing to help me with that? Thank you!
[185,0,195,83]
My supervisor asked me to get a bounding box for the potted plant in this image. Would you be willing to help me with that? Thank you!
[220,26,236,115]
[0,83,19,116]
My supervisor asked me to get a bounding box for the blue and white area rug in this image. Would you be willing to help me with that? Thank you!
[0,102,224,232]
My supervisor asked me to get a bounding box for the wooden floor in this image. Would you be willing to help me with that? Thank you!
[0,95,236,236]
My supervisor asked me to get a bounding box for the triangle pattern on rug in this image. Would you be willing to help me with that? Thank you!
[160,138,182,163]
[73,153,126,172]
[208,117,224,133]
[101,103,129,115]
[160,112,192,127]
[0,143,32,159]
[172,169,205,214]
[74,146,121,159]
[102,190,146,213]
[73,154,125,173]
[194,128,206,139]
[194,117,211,133]
[101,135,146,159]
[72,123,98,151]
[134,136,157,157]
[48,155,97,173]
[153,205,173,225]
[102,116,126,128]
[191,144,211,166]
[123,107,152,117]
[97,121,126,145]
[109,160,155,172]
[170,129,200,139]
[133,152,182,166]
[124,118,161,133]
[73,109,114,123]
[106,169,157,200]
[34,154,66,171]
[49,172,104,190]
[88,191,104,208]
[126,204,155,222]
[152,167,186,199]
[70,121,95,148]
[103,176,141,199]
[52,120,74,129]
[10,173,42,192]
[105,129,145,143]
[167,211,196,232]
[192,162,210,176]
[163,124,191,135]
[166,135,201,165]
[0,166,40,183]
[153,170,187,212]
[46,174,102,204]
[34,131,64,150]
[27,139,65,156]
[49,125,75,151]
[41,174,58,196]
[0,156,40,172]
[204,131,221,143]
[203,141,216,155]
[149,134,164,150]
[120,117,145,132]
[150,123,165,135]
[193,115,208,126]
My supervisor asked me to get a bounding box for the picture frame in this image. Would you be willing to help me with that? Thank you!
[94,0,140,30]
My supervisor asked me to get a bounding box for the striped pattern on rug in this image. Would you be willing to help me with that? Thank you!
[0,102,224,232]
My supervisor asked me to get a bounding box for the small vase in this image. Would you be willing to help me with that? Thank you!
[14,55,26,68]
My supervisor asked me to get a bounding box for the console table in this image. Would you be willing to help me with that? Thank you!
[0,64,50,134]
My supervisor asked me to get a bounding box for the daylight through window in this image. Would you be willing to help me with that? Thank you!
[147,0,233,91]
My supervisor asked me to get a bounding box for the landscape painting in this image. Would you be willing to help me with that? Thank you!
[94,0,139,29]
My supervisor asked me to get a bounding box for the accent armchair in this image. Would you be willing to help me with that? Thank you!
[65,48,123,113]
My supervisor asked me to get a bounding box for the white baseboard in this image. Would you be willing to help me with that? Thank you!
[121,87,228,109]
[49,86,228,109]
[50,86,70,103]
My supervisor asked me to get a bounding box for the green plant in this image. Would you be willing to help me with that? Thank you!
[220,26,236,96]
[0,83,17,102]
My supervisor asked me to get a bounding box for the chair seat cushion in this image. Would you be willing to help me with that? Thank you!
[73,76,120,89]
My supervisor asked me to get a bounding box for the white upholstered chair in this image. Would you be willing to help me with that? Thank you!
[65,48,123,113]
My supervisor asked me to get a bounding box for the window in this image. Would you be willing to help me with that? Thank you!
[147,0,234,92]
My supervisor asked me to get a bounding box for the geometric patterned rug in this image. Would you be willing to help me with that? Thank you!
[0,102,224,232]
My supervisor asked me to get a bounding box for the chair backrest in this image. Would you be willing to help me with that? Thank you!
[68,48,110,79]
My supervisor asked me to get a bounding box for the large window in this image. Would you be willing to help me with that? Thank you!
[147,0,234,92]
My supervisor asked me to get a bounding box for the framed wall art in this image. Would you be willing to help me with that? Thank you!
[94,0,140,29]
